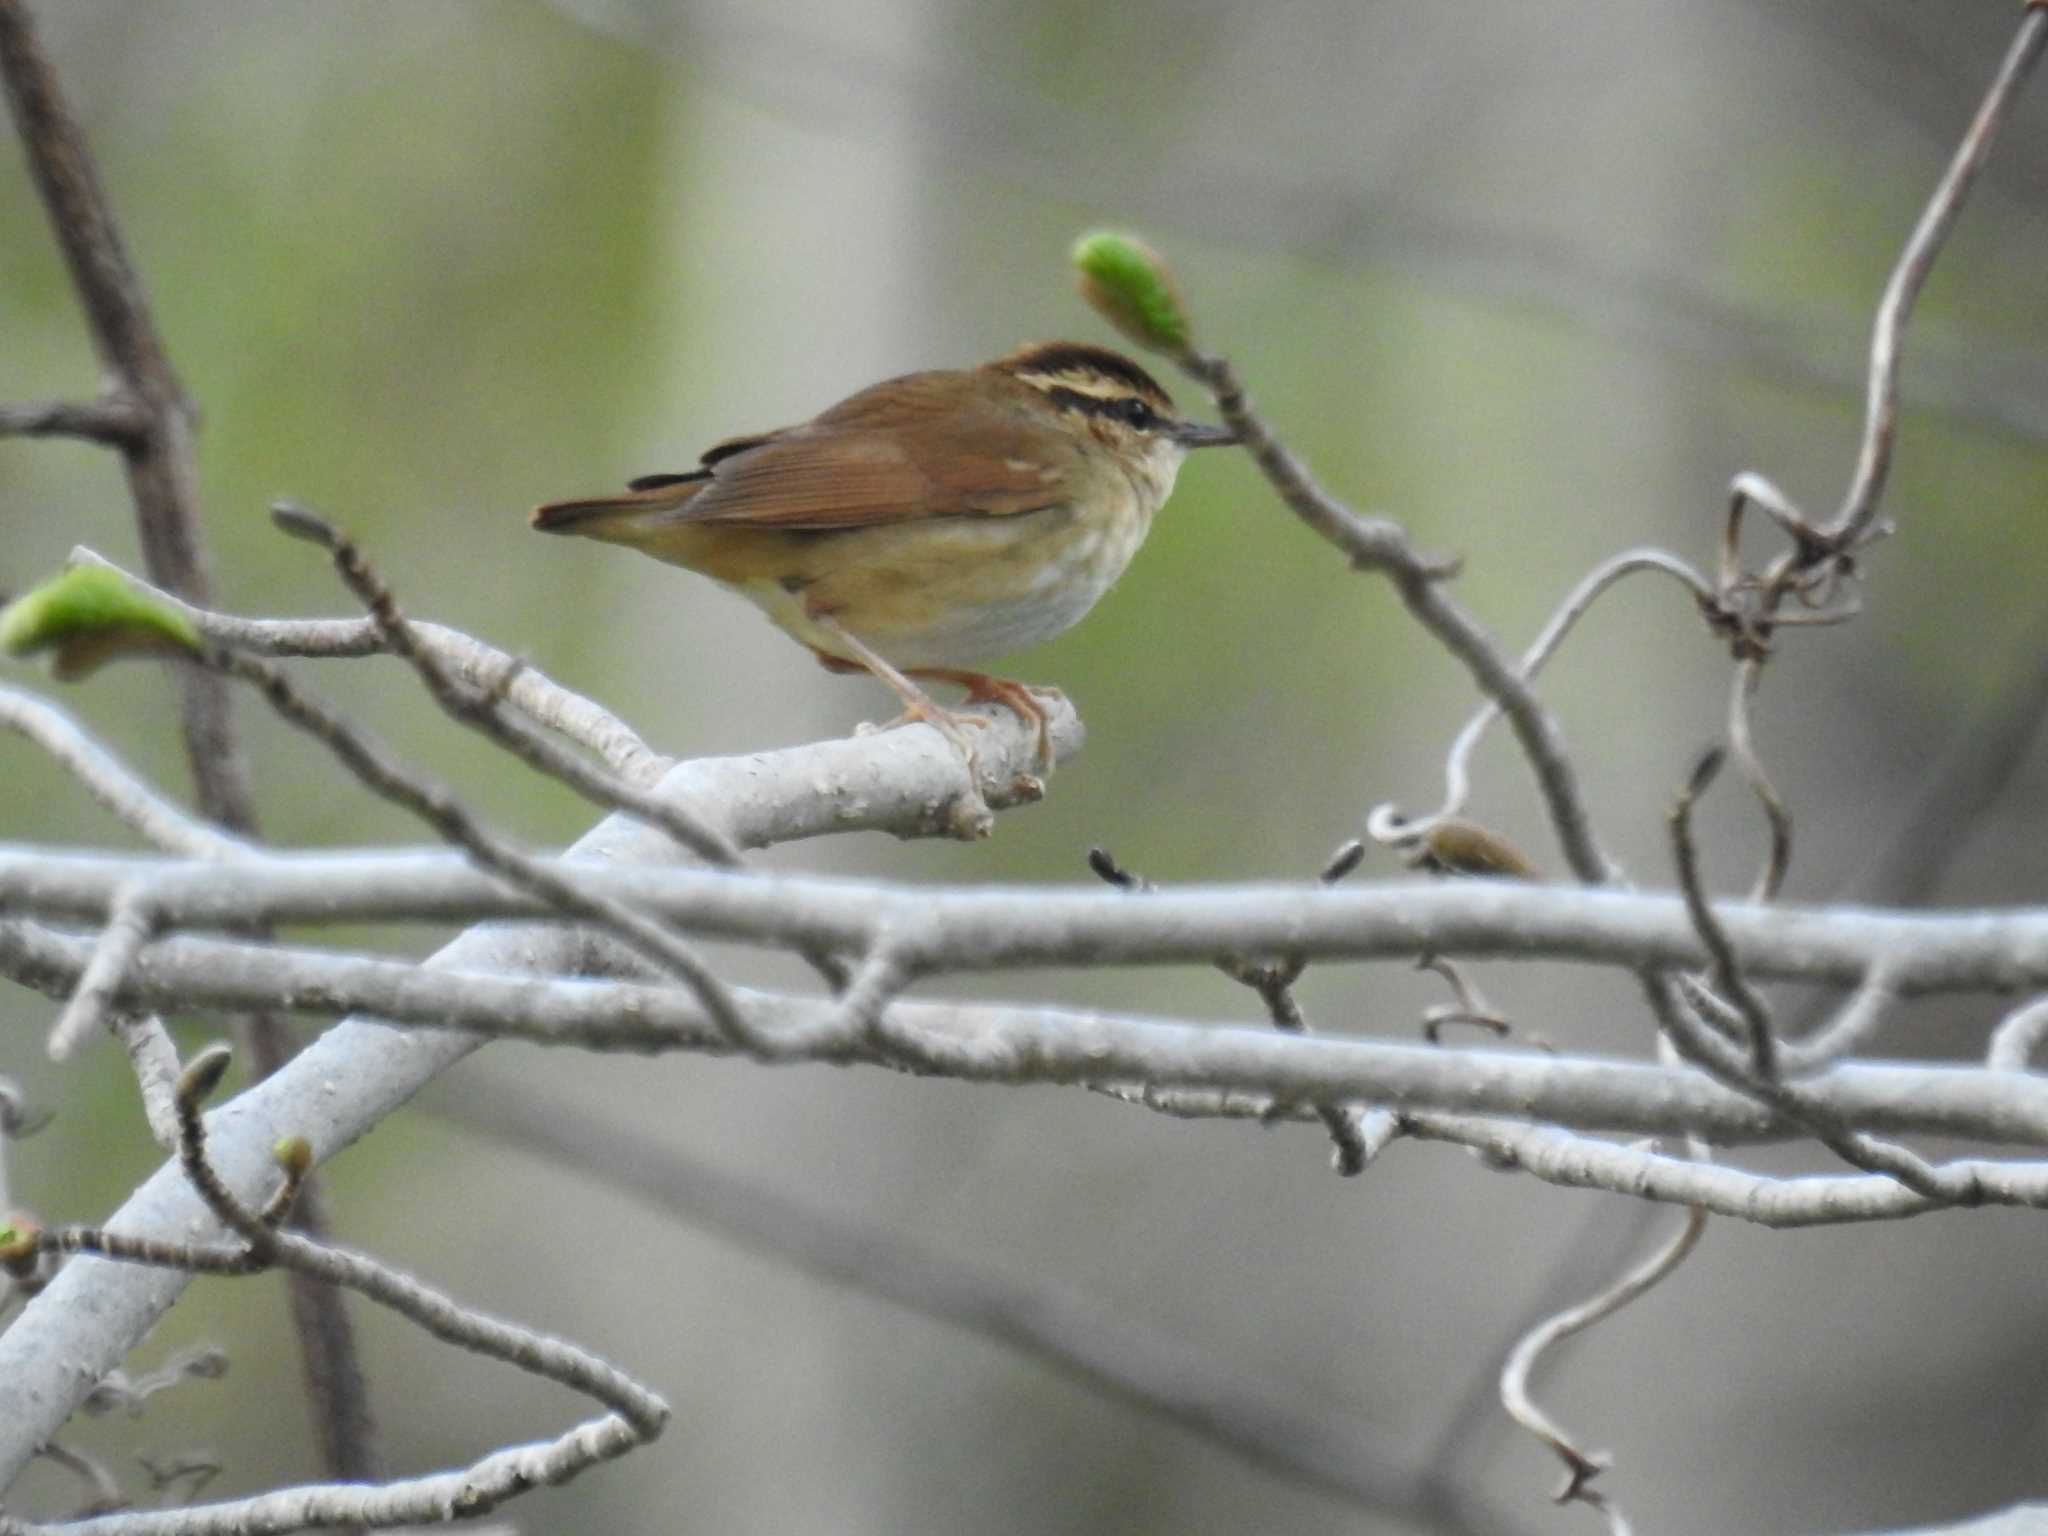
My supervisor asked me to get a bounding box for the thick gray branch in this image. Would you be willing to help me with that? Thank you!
[6,920,2047,1152]
[0,704,1071,1486]
[4,848,2046,997]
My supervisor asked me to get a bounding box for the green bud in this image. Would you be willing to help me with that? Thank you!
[0,566,201,680]
[273,1135,314,1177]
[1072,231,1192,354]
[0,1217,41,1267]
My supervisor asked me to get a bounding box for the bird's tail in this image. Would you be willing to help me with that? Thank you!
[530,477,706,541]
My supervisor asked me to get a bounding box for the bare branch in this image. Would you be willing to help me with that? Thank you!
[13,919,2048,1154]
[0,704,1069,1484]
[70,547,670,784]
[267,505,738,865]
[1988,996,2048,1075]
[1828,7,2048,550]
[1725,660,1794,904]
[10,844,2048,999]
[202,643,767,1054]
[1669,750,1779,1080]
[1498,1206,1705,1525]
[265,505,845,990]
[0,394,145,446]
[1398,548,1716,834]
[1088,843,1379,1175]
[0,1043,667,1535]
[44,887,153,1063]
[0,685,246,857]
[1171,347,1616,886]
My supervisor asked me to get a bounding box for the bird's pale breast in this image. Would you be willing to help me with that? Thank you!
[734,483,1157,668]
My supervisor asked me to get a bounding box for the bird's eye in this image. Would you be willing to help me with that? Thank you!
[1118,398,1156,429]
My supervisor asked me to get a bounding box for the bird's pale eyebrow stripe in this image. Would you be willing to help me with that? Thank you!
[1000,341,1173,403]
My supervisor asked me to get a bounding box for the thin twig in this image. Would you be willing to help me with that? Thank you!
[267,505,849,991]
[1669,750,1779,1080]
[1498,1205,1705,1528]
[1,1045,668,1535]
[1725,660,1792,903]
[45,887,155,1063]
[1087,843,1382,1174]
[269,504,738,867]
[1828,7,2048,550]
[1658,984,2004,1204]
[1777,964,1901,1076]
[1173,346,1616,886]
[1396,549,1716,835]
[0,394,145,445]
[1988,996,2048,1075]
[71,547,668,784]
[0,684,247,857]
[197,645,773,1058]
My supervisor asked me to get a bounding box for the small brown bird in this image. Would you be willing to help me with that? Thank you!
[531,342,1236,769]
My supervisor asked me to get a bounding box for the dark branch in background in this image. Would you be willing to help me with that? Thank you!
[430,1074,1533,1536]
[0,0,378,1491]
[0,395,145,446]
[0,0,222,806]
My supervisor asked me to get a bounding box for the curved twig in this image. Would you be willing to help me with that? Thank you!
[1387,548,1716,835]
[1499,1204,1705,1529]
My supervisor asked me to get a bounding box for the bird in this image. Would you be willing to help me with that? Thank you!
[530,341,1237,772]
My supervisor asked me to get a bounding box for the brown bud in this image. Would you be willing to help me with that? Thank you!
[1413,818,1539,881]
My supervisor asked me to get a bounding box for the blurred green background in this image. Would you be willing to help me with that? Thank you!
[5,3,2048,1533]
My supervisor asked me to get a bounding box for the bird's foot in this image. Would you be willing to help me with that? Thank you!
[907,669,1062,773]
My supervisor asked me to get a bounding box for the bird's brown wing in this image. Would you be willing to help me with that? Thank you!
[670,370,1078,531]
[623,428,788,491]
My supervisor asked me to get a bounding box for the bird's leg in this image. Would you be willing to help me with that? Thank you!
[806,623,989,787]
[904,669,1061,772]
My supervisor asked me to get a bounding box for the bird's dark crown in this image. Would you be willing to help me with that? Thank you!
[990,341,1176,415]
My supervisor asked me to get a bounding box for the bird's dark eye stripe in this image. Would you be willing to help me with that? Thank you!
[1047,386,1162,430]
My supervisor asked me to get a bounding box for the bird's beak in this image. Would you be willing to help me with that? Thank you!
[1171,419,1239,448]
